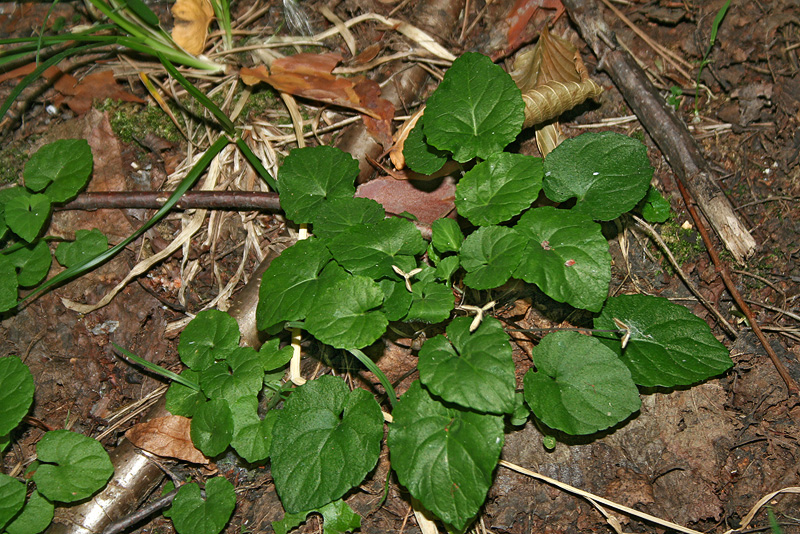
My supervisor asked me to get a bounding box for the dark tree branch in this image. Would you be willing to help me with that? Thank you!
[56,191,281,211]
[562,0,757,263]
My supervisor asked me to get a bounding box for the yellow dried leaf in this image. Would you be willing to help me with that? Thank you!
[172,0,214,55]
[534,122,565,158]
[510,28,603,128]
[389,106,425,170]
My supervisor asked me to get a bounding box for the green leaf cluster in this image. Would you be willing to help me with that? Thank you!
[0,49,732,534]
[0,140,100,312]
[244,52,732,531]
[1,357,113,534]
[167,310,292,464]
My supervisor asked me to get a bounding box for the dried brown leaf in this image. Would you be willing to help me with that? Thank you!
[389,106,425,170]
[510,28,603,128]
[171,0,214,55]
[125,415,209,464]
[240,53,395,147]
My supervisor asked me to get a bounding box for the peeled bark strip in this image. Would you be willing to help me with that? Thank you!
[561,0,757,262]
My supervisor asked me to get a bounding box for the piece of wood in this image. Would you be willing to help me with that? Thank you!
[561,0,757,263]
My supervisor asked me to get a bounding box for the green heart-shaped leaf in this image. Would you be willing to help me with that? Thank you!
[24,139,92,202]
[313,197,385,240]
[460,225,525,290]
[0,356,34,436]
[190,399,233,457]
[5,193,51,243]
[542,132,652,221]
[55,228,108,268]
[304,275,388,350]
[230,396,278,463]
[178,310,241,371]
[514,206,611,312]
[256,237,332,331]
[424,53,524,162]
[7,240,52,287]
[0,256,18,312]
[0,473,26,530]
[594,294,733,387]
[523,331,641,435]
[403,116,449,175]
[200,347,264,405]
[273,499,362,534]
[430,218,464,254]
[388,381,504,530]
[171,477,236,534]
[456,153,543,226]
[165,369,204,417]
[327,217,426,280]
[418,316,516,414]
[271,376,383,513]
[33,430,114,503]
[404,267,454,324]
[277,146,358,224]
[4,489,54,534]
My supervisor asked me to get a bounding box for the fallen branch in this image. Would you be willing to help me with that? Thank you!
[56,191,281,211]
[561,0,757,263]
[675,177,799,396]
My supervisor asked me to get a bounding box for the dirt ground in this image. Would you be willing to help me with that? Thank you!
[2,0,800,533]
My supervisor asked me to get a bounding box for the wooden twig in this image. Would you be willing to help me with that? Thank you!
[675,177,799,397]
[56,191,281,211]
[631,215,737,338]
[561,0,757,263]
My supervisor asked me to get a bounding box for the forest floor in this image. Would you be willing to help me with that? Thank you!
[1,0,800,532]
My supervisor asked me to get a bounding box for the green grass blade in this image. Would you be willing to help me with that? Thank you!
[159,54,236,135]
[19,135,230,304]
[113,343,201,390]
[348,348,397,407]
[119,0,161,28]
[707,0,731,51]
[36,0,61,64]
[235,138,278,191]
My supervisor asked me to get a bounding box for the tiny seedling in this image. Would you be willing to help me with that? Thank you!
[694,0,732,116]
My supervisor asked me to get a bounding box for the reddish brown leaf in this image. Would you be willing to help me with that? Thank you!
[240,53,395,148]
[356,176,456,224]
[59,70,145,114]
[125,414,209,464]
[0,64,65,84]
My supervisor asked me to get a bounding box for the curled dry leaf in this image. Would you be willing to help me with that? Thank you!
[389,106,425,170]
[125,415,209,464]
[240,53,395,148]
[171,0,214,55]
[509,28,603,129]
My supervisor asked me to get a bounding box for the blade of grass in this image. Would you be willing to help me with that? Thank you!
[119,0,161,28]
[694,0,731,115]
[113,343,201,390]
[36,0,61,64]
[348,348,397,407]
[19,135,230,304]
[235,138,278,191]
[159,53,236,135]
